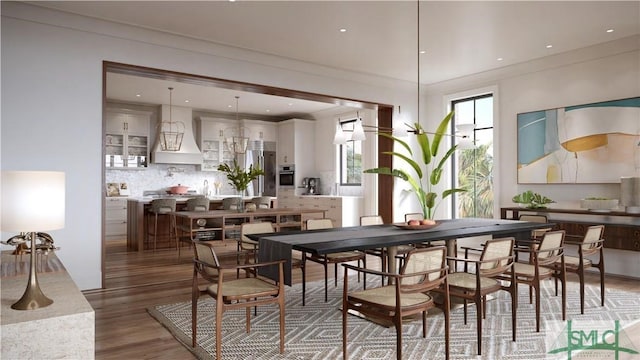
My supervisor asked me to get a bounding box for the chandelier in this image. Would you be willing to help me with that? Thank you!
[159,87,184,151]
[224,96,250,155]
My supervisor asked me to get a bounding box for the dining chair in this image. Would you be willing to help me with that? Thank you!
[556,225,605,314]
[360,215,413,284]
[191,240,285,359]
[240,222,275,264]
[147,198,177,252]
[443,237,517,355]
[305,218,367,302]
[342,246,450,360]
[519,214,552,239]
[510,230,566,332]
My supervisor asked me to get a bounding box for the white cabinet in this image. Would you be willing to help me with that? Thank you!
[105,197,127,240]
[277,119,315,187]
[105,109,151,168]
[279,195,362,228]
[242,120,277,143]
[198,118,234,171]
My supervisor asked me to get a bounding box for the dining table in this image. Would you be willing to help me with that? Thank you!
[252,217,554,285]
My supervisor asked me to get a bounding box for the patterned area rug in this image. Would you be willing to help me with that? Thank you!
[148,277,640,359]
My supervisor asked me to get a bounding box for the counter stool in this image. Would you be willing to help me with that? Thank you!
[147,198,177,251]
[178,197,211,258]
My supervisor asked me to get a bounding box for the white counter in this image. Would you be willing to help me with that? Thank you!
[1,252,95,359]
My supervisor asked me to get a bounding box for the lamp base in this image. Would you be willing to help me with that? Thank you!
[11,284,53,310]
[10,231,54,310]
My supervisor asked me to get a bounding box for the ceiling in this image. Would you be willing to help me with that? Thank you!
[30,1,640,118]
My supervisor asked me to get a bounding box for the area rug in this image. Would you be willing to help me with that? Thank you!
[148,277,640,359]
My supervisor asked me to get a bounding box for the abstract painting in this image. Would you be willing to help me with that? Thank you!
[517,97,640,184]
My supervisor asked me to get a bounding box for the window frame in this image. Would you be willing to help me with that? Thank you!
[338,118,363,186]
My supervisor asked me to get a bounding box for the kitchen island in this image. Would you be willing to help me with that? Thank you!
[126,196,287,252]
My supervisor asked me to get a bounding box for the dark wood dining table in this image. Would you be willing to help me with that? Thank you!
[252,217,553,285]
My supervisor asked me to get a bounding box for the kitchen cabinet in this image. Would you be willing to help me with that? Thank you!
[242,120,277,143]
[105,109,151,168]
[198,118,235,171]
[278,193,363,227]
[105,197,127,240]
[277,119,315,187]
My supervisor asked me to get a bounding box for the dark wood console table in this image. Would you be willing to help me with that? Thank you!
[501,207,640,252]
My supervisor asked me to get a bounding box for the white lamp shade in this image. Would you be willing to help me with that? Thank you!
[1,171,65,232]
[333,121,348,144]
[351,118,366,141]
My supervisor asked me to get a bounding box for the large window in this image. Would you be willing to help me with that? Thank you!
[452,94,494,218]
[338,119,362,185]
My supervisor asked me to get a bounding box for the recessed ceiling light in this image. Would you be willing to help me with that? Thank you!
[546,44,553,49]
[265,109,271,113]
[135,94,141,97]
[288,103,293,106]
[184,100,190,103]
[339,28,347,33]
[227,105,233,108]
[419,50,426,54]
[606,28,614,33]
[497,57,503,61]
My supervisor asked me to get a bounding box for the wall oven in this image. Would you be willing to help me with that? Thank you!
[278,165,295,187]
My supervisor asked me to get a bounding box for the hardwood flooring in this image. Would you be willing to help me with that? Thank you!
[85,239,639,360]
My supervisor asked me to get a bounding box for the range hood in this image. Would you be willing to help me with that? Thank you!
[152,105,202,165]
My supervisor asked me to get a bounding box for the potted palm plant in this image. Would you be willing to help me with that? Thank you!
[364,111,467,219]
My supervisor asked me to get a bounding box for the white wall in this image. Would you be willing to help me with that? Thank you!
[423,35,640,277]
[0,2,418,289]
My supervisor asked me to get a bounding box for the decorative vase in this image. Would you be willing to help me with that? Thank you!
[236,189,245,213]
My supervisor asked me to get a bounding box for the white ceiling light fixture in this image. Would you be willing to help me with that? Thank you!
[158,87,184,151]
[224,96,250,155]
[333,118,347,145]
[351,112,366,141]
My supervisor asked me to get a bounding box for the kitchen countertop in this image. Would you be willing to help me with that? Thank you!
[128,195,274,204]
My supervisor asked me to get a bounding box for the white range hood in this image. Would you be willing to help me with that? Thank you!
[152,105,202,165]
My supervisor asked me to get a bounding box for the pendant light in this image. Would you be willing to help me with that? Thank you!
[159,87,184,151]
[224,96,250,155]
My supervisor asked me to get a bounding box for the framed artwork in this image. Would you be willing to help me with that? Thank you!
[517,97,640,184]
[106,182,120,197]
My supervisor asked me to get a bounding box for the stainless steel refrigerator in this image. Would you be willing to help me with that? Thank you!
[246,140,276,197]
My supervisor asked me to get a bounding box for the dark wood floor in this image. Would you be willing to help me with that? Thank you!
[84,239,639,360]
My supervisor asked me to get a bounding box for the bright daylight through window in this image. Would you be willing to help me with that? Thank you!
[338,119,362,185]
[453,94,494,218]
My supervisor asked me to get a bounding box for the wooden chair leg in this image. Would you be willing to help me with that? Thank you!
[578,267,586,314]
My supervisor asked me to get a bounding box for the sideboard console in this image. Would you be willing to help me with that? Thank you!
[500,207,640,252]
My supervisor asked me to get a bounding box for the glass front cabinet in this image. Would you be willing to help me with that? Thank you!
[198,118,235,171]
[105,109,152,168]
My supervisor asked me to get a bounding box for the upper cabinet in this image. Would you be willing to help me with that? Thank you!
[105,109,151,168]
[199,117,278,171]
[277,119,315,182]
[198,118,233,171]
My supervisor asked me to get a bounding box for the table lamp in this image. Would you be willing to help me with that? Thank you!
[1,171,65,310]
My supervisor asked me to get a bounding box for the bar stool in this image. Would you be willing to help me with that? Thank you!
[178,197,211,258]
[147,198,177,251]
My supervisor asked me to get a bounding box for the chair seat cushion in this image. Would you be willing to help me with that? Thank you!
[513,262,553,277]
[448,272,500,290]
[207,277,278,298]
[559,255,592,268]
[349,285,433,308]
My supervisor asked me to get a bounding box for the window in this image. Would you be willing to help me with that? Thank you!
[338,119,362,185]
[452,94,494,218]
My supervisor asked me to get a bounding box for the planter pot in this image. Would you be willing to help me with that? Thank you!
[580,198,619,212]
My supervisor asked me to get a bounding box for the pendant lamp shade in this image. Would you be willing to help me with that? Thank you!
[159,87,184,151]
